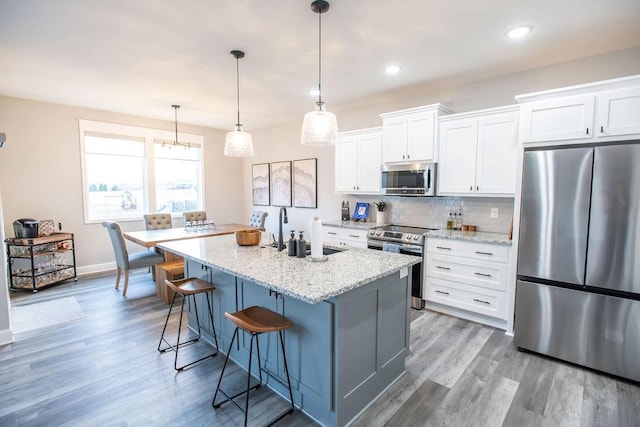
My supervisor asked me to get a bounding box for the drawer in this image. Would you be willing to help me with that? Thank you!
[425,253,508,291]
[424,277,506,319]
[426,238,510,262]
[323,226,368,248]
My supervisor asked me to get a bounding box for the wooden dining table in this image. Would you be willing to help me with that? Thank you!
[123,223,263,303]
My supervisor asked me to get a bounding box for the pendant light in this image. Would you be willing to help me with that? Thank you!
[162,105,190,149]
[301,0,338,146]
[224,50,254,157]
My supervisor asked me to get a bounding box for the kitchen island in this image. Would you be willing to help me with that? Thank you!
[158,234,419,426]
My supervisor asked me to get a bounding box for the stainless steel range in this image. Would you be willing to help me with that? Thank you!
[367,225,437,309]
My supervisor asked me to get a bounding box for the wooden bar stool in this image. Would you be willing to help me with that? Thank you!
[212,306,295,426]
[157,278,219,371]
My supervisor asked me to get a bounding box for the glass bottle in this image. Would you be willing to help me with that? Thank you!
[447,212,454,230]
[457,210,463,230]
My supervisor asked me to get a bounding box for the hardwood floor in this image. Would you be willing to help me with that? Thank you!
[1,272,639,426]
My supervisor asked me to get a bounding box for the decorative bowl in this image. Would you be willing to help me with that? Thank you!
[235,229,261,246]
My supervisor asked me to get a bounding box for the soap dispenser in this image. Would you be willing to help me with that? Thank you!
[287,230,297,257]
[296,231,306,258]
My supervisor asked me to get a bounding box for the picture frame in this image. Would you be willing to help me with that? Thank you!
[251,163,270,206]
[353,202,370,221]
[270,161,292,207]
[293,158,317,208]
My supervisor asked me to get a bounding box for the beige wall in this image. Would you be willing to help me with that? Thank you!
[243,46,640,235]
[0,97,245,273]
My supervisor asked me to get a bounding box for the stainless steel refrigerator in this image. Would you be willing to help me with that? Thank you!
[515,142,640,382]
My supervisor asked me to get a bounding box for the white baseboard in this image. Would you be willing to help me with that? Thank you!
[0,328,15,346]
[76,262,115,277]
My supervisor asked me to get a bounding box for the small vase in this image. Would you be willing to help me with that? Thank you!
[376,211,386,225]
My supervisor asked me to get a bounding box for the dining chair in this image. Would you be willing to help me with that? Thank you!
[144,213,173,230]
[183,211,207,223]
[102,220,164,296]
[248,211,268,228]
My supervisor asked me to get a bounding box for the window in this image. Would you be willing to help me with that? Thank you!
[79,120,204,223]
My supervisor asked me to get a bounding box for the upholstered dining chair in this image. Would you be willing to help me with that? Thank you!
[183,211,207,223]
[248,211,268,228]
[102,220,164,296]
[144,213,173,230]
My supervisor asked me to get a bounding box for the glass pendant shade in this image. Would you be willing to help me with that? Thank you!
[301,102,338,146]
[224,125,254,157]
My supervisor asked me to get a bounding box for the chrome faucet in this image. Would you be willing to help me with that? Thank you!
[277,206,288,251]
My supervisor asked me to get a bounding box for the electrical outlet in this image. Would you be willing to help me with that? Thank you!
[491,208,499,219]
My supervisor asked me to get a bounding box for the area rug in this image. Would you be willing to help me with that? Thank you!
[11,297,86,334]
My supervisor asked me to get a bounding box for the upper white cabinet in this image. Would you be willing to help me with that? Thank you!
[438,106,519,197]
[335,128,382,194]
[380,104,453,163]
[517,75,640,145]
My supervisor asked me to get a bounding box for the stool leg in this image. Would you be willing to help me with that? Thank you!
[212,327,238,408]
[279,330,295,414]
[244,333,257,427]
[205,292,219,351]
[174,294,188,370]
[157,291,179,352]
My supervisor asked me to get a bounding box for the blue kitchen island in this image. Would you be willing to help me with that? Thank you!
[159,234,419,426]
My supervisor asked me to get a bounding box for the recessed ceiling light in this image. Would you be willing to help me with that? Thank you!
[507,26,532,39]
[384,65,401,75]
[309,88,320,97]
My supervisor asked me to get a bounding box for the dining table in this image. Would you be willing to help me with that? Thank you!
[123,223,264,302]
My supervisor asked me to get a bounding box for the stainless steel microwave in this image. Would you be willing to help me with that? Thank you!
[381,162,437,196]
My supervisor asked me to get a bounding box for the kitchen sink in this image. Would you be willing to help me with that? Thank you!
[262,243,344,256]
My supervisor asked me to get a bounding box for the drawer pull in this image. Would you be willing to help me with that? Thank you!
[473,298,491,305]
[474,272,492,277]
[348,234,360,238]
[436,246,452,250]
[436,266,451,271]
[328,232,337,235]
[435,290,450,295]
[475,251,493,256]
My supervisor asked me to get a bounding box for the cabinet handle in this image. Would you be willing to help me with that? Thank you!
[600,125,604,133]
[402,154,406,159]
[435,290,450,295]
[436,265,451,270]
[470,185,473,191]
[353,186,356,190]
[474,272,492,277]
[407,154,410,159]
[586,128,589,135]
[436,246,452,250]
[476,186,479,191]
[475,251,493,256]
[348,234,360,238]
[473,298,491,305]
[328,232,337,235]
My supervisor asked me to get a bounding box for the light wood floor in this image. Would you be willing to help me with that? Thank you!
[1,272,638,426]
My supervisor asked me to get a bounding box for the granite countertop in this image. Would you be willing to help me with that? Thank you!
[425,229,512,246]
[323,220,381,230]
[158,234,419,304]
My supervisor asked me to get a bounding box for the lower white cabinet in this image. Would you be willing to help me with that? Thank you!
[323,226,368,248]
[424,237,511,327]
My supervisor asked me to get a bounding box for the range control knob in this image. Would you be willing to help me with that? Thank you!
[376,231,382,236]
[414,236,420,240]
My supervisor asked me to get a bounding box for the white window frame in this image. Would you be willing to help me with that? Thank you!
[78,119,205,224]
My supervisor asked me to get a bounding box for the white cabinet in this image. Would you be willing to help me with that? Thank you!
[380,104,453,163]
[335,128,382,194]
[438,106,519,196]
[424,237,511,328]
[323,226,368,249]
[517,75,640,144]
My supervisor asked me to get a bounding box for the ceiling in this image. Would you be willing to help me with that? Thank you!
[1,0,639,131]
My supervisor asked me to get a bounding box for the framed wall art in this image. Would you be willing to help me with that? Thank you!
[251,163,270,206]
[293,158,317,208]
[270,161,292,206]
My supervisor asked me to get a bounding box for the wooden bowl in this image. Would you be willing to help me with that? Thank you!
[235,229,261,246]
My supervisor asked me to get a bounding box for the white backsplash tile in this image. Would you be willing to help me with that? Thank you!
[344,195,514,233]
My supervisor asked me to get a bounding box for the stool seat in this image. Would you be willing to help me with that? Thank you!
[165,277,214,295]
[225,306,292,334]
